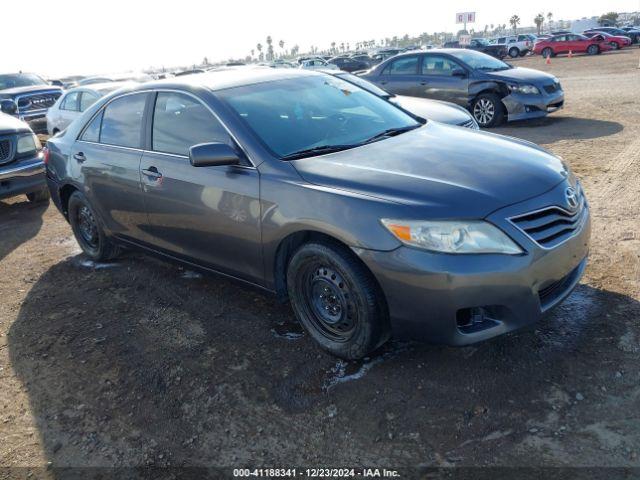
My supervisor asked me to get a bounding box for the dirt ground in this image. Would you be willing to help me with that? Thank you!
[1,50,639,478]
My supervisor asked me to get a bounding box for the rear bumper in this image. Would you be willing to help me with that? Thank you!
[503,89,564,122]
[0,156,46,199]
[354,184,590,346]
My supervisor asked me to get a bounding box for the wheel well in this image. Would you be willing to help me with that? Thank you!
[273,230,370,302]
[59,184,79,219]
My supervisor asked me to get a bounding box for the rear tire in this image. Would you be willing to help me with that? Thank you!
[68,191,120,262]
[609,42,619,50]
[286,241,390,359]
[508,47,520,58]
[587,44,599,55]
[541,47,554,58]
[472,93,505,128]
[26,188,50,203]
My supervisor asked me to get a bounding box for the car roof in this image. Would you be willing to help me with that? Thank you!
[126,68,325,93]
[65,81,136,95]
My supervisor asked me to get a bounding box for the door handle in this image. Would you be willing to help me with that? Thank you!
[142,167,162,180]
[420,81,428,85]
[73,152,86,163]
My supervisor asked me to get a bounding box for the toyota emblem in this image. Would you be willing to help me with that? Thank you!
[565,187,579,210]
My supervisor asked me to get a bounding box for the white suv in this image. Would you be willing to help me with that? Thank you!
[492,34,536,58]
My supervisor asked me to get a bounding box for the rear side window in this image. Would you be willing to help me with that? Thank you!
[384,56,419,75]
[61,92,80,111]
[99,93,146,148]
[152,92,232,156]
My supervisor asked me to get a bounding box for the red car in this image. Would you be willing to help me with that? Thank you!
[583,31,632,50]
[533,34,613,57]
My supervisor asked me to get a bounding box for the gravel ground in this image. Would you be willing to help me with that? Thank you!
[1,49,639,478]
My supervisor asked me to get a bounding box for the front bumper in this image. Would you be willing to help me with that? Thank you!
[502,89,564,122]
[354,182,591,346]
[17,110,48,134]
[0,156,46,200]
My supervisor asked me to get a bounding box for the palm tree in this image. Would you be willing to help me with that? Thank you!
[250,49,255,60]
[279,39,285,57]
[330,41,336,53]
[547,12,553,32]
[266,36,274,61]
[509,15,521,34]
[256,43,262,59]
[534,13,545,35]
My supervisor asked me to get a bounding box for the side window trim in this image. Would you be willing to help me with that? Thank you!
[76,89,256,167]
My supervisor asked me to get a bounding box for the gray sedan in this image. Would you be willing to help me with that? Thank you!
[45,69,589,359]
[361,49,564,127]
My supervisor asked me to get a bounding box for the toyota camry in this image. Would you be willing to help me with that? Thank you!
[45,69,590,359]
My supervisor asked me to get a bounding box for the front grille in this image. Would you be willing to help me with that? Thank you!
[0,137,14,165]
[543,82,561,94]
[16,91,61,113]
[510,194,587,249]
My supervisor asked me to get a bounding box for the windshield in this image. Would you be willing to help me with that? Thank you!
[335,72,390,98]
[447,50,511,71]
[0,73,48,90]
[473,38,490,46]
[218,75,419,158]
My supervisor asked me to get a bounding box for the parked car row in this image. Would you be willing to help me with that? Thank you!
[533,29,639,57]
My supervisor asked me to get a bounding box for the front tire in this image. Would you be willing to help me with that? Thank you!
[68,191,119,262]
[286,241,390,359]
[472,93,505,128]
[508,47,520,58]
[609,41,619,50]
[587,44,599,55]
[26,188,50,203]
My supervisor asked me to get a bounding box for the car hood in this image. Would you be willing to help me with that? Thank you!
[0,85,62,97]
[486,67,557,84]
[390,96,472,125]
[0,112,31,134]
[291,122,568,218]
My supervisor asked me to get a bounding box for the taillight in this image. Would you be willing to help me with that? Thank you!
[42,146,50,165]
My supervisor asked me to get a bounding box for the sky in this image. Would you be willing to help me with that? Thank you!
[2,0,639,77]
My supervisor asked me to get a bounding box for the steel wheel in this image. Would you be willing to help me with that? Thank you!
[473,98,495,126]
[77,205,99,248]
[302,265,356,342]
[587,45,599,55]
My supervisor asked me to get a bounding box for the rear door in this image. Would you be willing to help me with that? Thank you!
[57,91,81,131]
[139,91,262,283]
[375,55,421,96]
[72,92,150,241]
[417,54,469,106]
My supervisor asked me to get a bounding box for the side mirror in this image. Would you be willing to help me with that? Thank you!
[451,68,467,77]
[189,142,240,167]
[0,99,17,115]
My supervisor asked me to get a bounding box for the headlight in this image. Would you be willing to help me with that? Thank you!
[508,83,540,95]
[16,133,41,155]
[381,219,523,254]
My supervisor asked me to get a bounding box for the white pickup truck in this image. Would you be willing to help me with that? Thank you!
[491,34,537,58]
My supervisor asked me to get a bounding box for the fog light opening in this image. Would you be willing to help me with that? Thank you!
[456,307,501,334]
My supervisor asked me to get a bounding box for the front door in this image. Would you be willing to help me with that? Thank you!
[72,92,149,241]
[417,54,469,106]
[140,91,262,283]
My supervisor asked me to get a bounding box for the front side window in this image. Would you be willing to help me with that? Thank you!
[385,56,419,75]
[99,93,146,148]
[61,92,80,111]
[152,92,232,156]
[218,76,419,158]
[447,49,511,71]
[421,56,460,76]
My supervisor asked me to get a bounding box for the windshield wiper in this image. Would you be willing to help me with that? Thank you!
[362,124,420,144]
[280,144,359,160]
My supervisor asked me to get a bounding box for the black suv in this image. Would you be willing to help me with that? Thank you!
[327,56,371,72]
[444,38,508,59]
[0,73,63,134]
